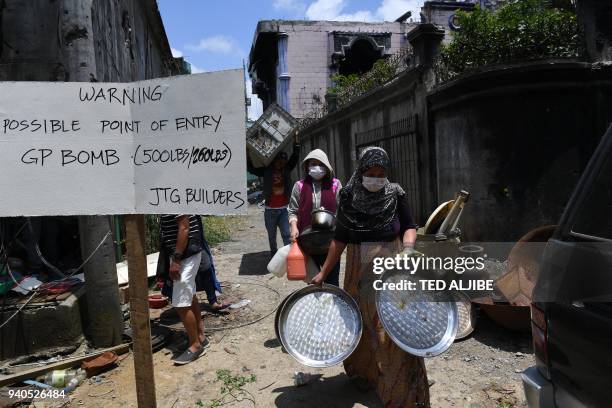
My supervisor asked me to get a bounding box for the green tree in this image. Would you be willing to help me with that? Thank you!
[436,0,580,82]
[328,55,407,106]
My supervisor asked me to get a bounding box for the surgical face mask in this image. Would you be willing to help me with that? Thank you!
[362,176,388,192]
[309,165,326,180]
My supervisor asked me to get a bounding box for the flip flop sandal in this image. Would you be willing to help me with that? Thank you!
[211,301,231,311]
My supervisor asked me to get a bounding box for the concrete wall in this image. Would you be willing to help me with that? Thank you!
[428,61,612,241]
[92,0,177,82]
[0,0,66,81]
[0,0,176,82]
[0,288,87,361]
[298,60,612,241]
[296,67,435,225]
[285,21,413,117]
[577,0,612,62]
[420,1,474,44]
[283,22,331,117]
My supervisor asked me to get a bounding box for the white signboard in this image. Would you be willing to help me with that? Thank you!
[0,69,247,216]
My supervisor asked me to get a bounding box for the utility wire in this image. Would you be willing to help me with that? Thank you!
[0,231,111,329]
[26,219,67,279]
[5,231,111,293]
[0,219,28,257]
[0,292,37,330]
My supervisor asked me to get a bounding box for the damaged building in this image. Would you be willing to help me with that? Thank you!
[248,19,417,118]
[247,1,486,119]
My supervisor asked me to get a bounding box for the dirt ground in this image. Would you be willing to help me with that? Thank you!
[69,204,533,408]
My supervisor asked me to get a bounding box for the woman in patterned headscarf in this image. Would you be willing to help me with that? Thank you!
[312,146,429,407]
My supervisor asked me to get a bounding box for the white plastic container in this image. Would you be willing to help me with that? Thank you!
[267,244,291,277]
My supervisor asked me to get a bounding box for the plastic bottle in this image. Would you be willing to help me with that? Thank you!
[41,368,86,388]
[267,244,291,277]
[63,377,81,393]
[286,243,307,281]
[228,299,251,309]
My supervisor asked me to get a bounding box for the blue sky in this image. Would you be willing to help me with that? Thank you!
[158,0,424,117]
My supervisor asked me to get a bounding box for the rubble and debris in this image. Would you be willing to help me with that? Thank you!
[81,351,119,377]
[471,225,556,333]
[229,299,251,309]
[293,371,321,387]
[0,344,129,387]
[223,346,238,355]
[497,225,556,306]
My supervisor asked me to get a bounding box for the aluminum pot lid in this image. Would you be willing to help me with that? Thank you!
[375,270,458,357]
[277,284,362,368]
[275,290,295,343]
[452,291,475,340]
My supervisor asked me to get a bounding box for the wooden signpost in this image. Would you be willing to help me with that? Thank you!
[125,215,157,407]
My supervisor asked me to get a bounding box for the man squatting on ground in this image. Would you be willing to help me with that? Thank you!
[160,214,209,365]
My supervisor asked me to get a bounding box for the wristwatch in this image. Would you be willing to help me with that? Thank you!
[172,252,183,262]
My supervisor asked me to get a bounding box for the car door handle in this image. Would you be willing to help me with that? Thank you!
[571,301,585,308]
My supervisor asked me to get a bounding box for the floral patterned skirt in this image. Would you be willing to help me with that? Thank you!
[343,241,430,408]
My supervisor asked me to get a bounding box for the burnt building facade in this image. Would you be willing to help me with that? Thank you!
[248,19,416,118]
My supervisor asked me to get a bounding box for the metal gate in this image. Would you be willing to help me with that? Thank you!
[355,114,422,223]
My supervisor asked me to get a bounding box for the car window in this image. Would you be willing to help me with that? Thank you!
[570,153,612,240]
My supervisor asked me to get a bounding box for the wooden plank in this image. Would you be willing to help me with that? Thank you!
[124,214,157,408]
[0,343,129,387]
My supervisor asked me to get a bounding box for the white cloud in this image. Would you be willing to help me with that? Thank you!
[170,47,205,74]
[274,0,307,15]
[305,0,373,21]
[375,0,421,21]
[306,0,345,19]
[186,35,243,55]
[340,10,375,21]
[304,0,422,22]
[190,64,205,74]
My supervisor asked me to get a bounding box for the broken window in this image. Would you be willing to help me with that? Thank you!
[338,38,384,76]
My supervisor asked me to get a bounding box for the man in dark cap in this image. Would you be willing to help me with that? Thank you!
[247,142,300,256]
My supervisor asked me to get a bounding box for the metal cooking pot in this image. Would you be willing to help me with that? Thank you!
[297,227,334,255]
[311,208,336,230]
